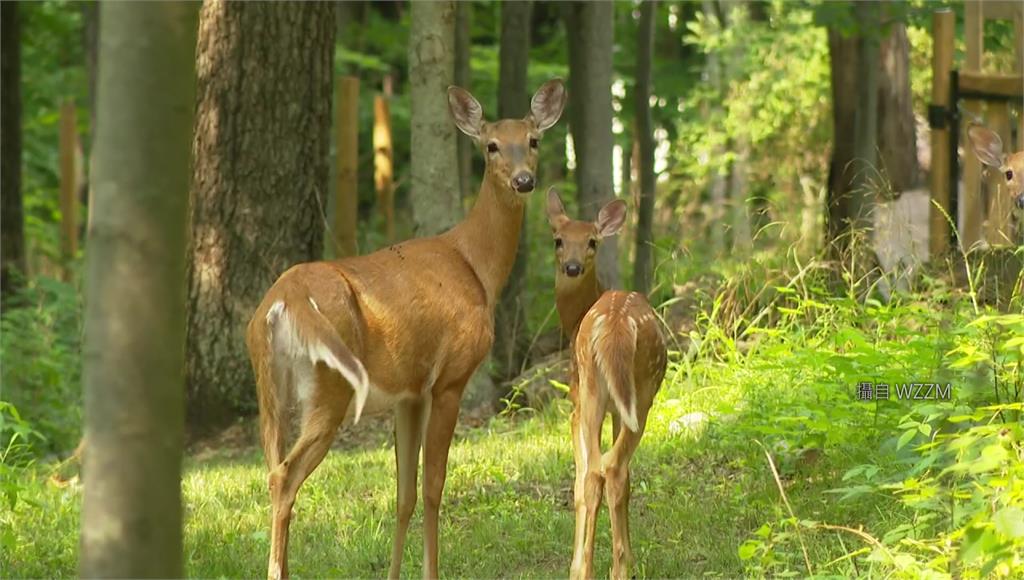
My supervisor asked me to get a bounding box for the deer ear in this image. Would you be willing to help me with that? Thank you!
[968,125,1005,168]
[448,86,483,139]
[546,187,569,229]
[528,78,567,133]
[595,199,627,238]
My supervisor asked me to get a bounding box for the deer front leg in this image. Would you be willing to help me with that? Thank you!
[389,397,427,580]
[421,383,465,580]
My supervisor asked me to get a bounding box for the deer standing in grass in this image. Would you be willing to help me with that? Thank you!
[546,189,668,580]
[246,79,566,580]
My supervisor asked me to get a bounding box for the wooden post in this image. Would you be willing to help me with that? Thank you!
[374,76,395,242]
[59,100,79,275]
[930,10,955,258]
[334,76,359,258]
[961,2,984,249]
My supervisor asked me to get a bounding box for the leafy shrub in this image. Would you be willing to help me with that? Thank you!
[0,275,83,456]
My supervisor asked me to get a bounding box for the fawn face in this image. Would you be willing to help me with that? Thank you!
[546,188,627,279]
[968,125,1024,210]
[448,79,566,197]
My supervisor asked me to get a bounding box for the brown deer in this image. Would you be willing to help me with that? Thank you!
[967,124,1024,211]
[246,79,566,580]
[545,189,668,580]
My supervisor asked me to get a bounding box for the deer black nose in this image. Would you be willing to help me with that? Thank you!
[564,262,583,277]
[512,172,535,193]
[1016,194,1024,210]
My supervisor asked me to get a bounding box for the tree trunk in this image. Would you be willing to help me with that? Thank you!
[80,3,197,576]
[850,1,879,233]
[187,2,335,431]
[492,0,533,384]
[633,0,657,295]
[826,26,858,256]
[877,20,918,193]
[333,76,359,258]
[409,0,460,236]
[454,1,473,202]
[1,1,25,303]
[566,1,618,287]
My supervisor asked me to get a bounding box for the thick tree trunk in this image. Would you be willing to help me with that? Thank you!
[850,1,879,233]
[80,4,197,576]
[1,1,25,302]
[633,0,657,295]
[826,27,858,256]
[492,0,533,383]
[409,0,460,236]
[877,21,918,193]
[454,1,473,202]
[187,2,335,431]
[566,1,618,287]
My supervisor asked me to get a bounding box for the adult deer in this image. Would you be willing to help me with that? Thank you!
[545,189,667,580]
[246,79,566,580]
[967,124,1024,211]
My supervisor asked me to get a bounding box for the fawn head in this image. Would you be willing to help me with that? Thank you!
[546,188,627,279]
[968,124,1024,210]
[448,79,566,196]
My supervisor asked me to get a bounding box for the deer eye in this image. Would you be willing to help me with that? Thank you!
[588,239,597,250]
[1006,170,1014,181]
[554,238,563,249]
[487,142,499,154]
[529,137,539,149]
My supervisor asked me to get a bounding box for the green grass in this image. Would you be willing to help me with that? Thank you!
[4,277,1022,578]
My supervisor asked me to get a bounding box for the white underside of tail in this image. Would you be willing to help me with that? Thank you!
[591,313,639,432]
[266,300,370,423]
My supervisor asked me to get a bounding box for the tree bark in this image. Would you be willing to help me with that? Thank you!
[409,0,460,236]
[877,20,918,193]
[633,0,657,295]
[566,1,618,287]
[492,0,533,383]
[187,2,335,431]
[850,1,879,233]
[826,26,858,256]
[454,1,473,201]
[80,3,197,576]
[1,1,25,303]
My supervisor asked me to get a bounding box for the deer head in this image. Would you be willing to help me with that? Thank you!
[546,188,627,279]
[967,124,1024,210]
[448,79,566,198]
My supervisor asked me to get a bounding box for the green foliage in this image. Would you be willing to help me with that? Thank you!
[0,275,83,456]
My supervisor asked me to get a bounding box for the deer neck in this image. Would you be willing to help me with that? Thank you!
[446,170,525,309]
[555,269,603,340]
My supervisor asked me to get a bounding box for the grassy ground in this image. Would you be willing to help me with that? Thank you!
[4,271,1021,578]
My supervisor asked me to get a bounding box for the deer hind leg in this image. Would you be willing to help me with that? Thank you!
[570,374,607,580]
[267,362,352,580]
[388,396,427,580]
[603,395,652,580]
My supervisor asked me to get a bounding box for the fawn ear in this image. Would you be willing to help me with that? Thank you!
[546,187,569,229]
[968,125,1005,168]
[595,199,627,238]
[529,78,567,133]
[448,86,483,139]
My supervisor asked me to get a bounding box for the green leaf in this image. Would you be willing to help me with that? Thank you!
[897,429,917,450]
[994,507,1024,539]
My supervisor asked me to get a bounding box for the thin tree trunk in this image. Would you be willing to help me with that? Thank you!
[80,3,197,576]
[455,1,473,202]
[633,0,657,295]
[334,76,359,258]
[409,0,460,236]
[702,0,727,255]
[493,0,533,384]
[1,1,25,303]
[374,79,396,242]
[187,2,336,431]
[567,1,618,287]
